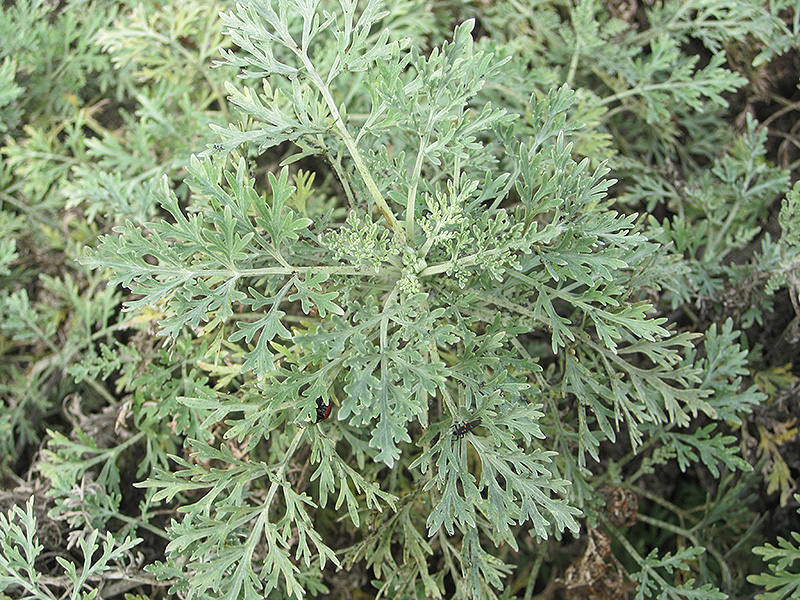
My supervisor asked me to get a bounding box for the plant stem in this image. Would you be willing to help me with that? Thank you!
[232,427,306,597]
[407,130,432,245]
[299,57,405,243]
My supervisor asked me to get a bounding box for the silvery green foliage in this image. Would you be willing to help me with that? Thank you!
[0,499,140,600]
[75,1,777,598]
[749,494,800,600]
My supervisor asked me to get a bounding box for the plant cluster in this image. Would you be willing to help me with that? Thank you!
[2,1,800,599]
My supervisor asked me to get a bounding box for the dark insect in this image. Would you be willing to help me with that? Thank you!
[314,401,333,423]
[212,143,223,151]
[452,418,481,438]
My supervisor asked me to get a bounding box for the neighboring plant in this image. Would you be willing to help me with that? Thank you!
[0,499,139,600]
[749,494,800,600]
[1,1,800,599]
[0,0,232,468]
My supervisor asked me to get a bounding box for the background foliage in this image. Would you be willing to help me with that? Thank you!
[2,0,800,599]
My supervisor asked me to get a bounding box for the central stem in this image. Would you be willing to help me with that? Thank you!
[301,61,406,244]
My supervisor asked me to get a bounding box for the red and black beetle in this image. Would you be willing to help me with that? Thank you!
[314,401,333,423]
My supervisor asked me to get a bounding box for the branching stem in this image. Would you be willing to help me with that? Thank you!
[294,46,405,243]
